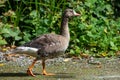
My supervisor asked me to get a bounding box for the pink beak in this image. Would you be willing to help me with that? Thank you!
[73,10,80,16]
[75,13,80,16]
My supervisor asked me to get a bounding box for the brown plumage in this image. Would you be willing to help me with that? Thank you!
[23,34,69,59]
[9,9,80,76]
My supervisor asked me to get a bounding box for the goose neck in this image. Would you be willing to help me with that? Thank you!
[60,17,70,41]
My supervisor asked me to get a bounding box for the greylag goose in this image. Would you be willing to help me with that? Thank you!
[8,9,80,76]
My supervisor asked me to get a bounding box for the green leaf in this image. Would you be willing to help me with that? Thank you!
[23,32,31,42]
[110,41,118,51]
[15,36,22,40]
[1,28,10,34]
[30,10,38,18]
[0,36,7,45]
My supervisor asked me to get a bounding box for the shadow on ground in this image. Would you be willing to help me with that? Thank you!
[0,73,29,77]
[0,72,75,78]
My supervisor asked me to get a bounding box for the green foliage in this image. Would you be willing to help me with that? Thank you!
[0,0,120,57]
[0,23,21,45]
[69,0,120,56]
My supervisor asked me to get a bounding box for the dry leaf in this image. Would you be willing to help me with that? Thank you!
[80,53,89,59]
[64,58,71,62]
[0,63,4,67]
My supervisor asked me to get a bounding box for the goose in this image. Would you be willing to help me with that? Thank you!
[8,9,80,76]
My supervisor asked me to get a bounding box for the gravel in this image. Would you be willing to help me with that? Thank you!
[0,51,120,80]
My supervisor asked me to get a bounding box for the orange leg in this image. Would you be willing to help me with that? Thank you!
[42,59,55,76]
[27,59,37,77]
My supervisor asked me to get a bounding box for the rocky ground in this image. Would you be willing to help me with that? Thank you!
[0,51,120,80]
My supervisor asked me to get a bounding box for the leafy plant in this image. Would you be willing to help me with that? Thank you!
[0,0,120,57]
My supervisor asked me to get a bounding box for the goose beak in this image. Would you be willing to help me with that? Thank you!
[75,13,80,16]
[73,10,80,16]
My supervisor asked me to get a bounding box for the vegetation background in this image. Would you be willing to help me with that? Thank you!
[0,0,120,57]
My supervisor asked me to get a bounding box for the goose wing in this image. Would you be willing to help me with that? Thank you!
[23,34,68,53]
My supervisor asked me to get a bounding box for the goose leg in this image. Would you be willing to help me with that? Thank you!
[27,59,37,77]
[42,59,55,76]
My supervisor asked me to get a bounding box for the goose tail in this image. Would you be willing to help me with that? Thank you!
[7,47,38,57]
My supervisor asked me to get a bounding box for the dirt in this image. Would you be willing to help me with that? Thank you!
[0,52,120,80]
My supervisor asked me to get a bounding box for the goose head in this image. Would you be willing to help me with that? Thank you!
[63,9,80,18]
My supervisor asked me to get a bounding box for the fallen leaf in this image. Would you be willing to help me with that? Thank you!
[101,52,107,57]
[96,65,102,68]
[80,53,89,59]
[0,63,4,67]
[64,58,71,62]
[2,48,7,52]
[11,45,16,49]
